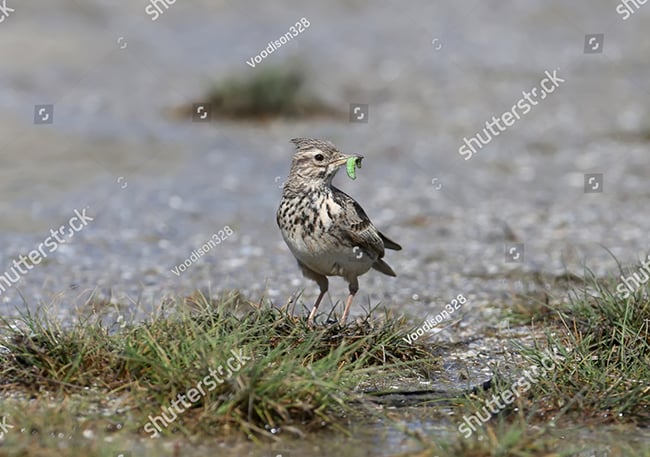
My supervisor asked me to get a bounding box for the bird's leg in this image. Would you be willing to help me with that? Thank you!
[307,290,326,326]
[340,277,359,325]
[307,275,328,327]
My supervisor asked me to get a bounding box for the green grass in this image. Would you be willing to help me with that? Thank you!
[410,271,650,457]
[0,291,436,441]
[497,271,650,424]
[1,271,650,456]
[197,64,339,120]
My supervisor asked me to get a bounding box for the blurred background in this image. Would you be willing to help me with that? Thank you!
[1,0,649,327]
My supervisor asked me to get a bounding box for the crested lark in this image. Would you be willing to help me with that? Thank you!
[276,138,401,326]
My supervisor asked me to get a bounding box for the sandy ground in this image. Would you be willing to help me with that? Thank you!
[0,0,649,356]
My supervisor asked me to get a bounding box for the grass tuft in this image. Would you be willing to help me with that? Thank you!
[490,272,650,425]
[173,64,340,121]
[0,292,437,439]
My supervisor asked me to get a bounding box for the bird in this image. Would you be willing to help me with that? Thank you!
[276,138,402,326]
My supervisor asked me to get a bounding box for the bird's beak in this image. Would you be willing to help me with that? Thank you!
[329,155,363,168]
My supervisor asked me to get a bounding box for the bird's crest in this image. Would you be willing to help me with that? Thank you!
[290,138,338,153]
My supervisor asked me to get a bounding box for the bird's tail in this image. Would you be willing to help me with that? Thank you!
[372,258,397,277]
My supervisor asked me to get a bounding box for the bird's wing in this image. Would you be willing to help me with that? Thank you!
[379,231,402,251]
[330,187,387,259]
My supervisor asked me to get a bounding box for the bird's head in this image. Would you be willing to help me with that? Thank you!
[285,138,362,189]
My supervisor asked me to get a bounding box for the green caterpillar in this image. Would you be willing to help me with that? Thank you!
[346,157,362,179]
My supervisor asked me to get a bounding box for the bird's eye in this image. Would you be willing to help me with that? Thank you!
[314,154,324,162]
